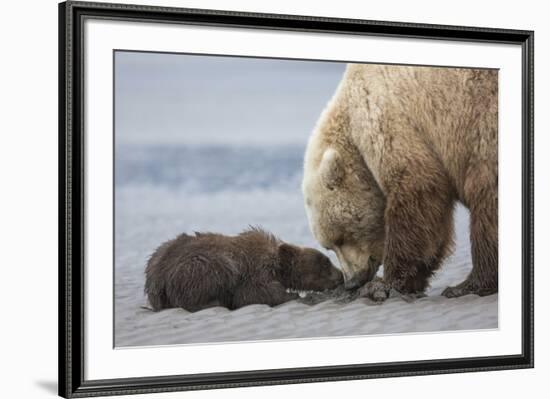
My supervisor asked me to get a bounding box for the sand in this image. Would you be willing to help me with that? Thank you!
[114,169,498,347]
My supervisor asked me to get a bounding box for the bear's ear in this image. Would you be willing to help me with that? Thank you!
[319,148,344,190]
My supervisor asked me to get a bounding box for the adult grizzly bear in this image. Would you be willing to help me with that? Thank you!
[302,64,497,300]
[144,228,343,312]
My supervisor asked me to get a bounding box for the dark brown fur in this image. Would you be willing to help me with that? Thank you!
[144,228,343,312]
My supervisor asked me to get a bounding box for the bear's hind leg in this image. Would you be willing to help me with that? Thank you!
[443,180,498,297]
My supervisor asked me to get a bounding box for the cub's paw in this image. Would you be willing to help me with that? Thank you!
[359,278,395,303]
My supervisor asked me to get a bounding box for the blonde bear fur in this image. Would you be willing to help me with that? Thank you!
[302,63,498,300]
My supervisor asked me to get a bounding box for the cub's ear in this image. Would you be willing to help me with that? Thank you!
[278,243,300,266]
[319,148,344,190]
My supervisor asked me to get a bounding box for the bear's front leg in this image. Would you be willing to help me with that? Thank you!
[362,169,455,302]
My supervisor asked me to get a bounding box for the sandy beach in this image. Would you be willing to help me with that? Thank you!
[114,163,498,347]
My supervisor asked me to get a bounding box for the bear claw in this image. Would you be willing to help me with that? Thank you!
[359,278,392,302]
[442,285,497,298]
[360,279,427,303]
[442,286,471,298]
[400,291,427,303]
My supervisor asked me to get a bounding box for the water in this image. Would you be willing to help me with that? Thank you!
[115,144,305,193]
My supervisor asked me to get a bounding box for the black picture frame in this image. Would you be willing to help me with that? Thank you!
[59,1,534,397]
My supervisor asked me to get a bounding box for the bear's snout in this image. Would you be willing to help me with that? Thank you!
[344,273,368,290]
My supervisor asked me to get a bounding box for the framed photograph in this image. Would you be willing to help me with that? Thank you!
[59,1,534,397]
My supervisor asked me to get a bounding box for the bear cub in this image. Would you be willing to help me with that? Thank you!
[144,228,343,312]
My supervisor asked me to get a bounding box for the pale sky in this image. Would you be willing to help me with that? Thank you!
[115,51,346,146]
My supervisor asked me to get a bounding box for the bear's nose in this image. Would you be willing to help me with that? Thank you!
[343,268,371,290]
